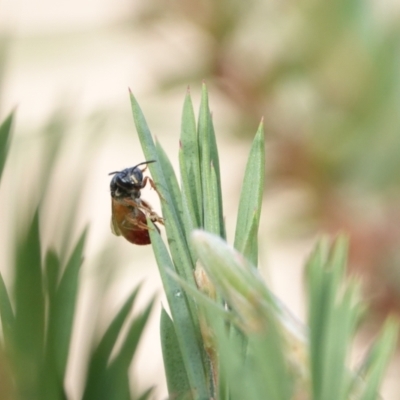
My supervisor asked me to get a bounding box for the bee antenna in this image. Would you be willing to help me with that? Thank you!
[108,160,156,176]
[134,160,156,169]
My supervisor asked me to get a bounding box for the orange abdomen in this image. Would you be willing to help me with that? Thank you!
[111,199,151,245]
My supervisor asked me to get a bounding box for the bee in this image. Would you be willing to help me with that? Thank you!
[109,160,163,245]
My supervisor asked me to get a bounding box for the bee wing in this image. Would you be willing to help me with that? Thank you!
[110,215,122,236]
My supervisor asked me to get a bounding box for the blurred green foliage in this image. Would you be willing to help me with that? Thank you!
[0,111,155,400]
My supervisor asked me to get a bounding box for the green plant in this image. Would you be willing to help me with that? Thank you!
[130,84,398,400]
[0,86,397,400]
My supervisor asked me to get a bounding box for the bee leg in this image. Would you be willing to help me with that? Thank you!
[141,176,165,201]
[139,200,165,225]
[149,211,164,225]
[122,197,165,227]
[138,205,164,226]
[123,215,151,231]
[139,165,162,198]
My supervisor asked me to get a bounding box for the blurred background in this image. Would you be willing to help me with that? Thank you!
[0,0,400,398]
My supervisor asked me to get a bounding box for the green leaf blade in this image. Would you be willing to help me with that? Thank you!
[46,229,87,378]
[306,237,363,400]
[198,84,225,238]
[82,285,143,400]
[203,163,221,236]
[155,140,184,229]
[14,210,45,397]
[358,318,398,400]
[234,120,265,266]
[149,224,210,399]
[44,249,61,300]
[129,90,195,285]
[0,110,14,182]
[160,308,192,400]
[180,89,202,229]
[0,272,14,346]
[107,298,155,398]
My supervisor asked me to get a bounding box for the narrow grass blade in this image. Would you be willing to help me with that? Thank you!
[234,120,265,266]
[330,235,349,279]
[136,386,155,400]
[155,140,184,229]
[46,229,87,378]
[13,209,45,397]
[95,285,142,364]
[160,308,191,400]
[179,88,202,229]
[82,285,142,400]
[129,90,195,286]
[239,212,259,268]
[0,272,14,345]
[40,249,65,400]
[306,236,363,400]
[306,239,335,397]
[320,285,361,400]
[203,163,221,236]
[0,111,14,181]
[198,84,224,238]
[198,85,211,196]
[149,224,210,399]
[44,249,61,300]
[180,149,200,242]
[107,298,155,400]
[14,213,44,339]
[208,120,223,235]
[358,318,398,400]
